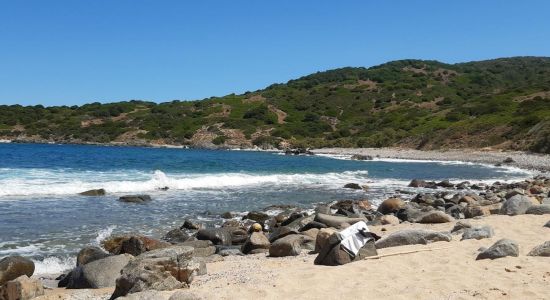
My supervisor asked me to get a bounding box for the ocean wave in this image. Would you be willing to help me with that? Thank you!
[0,169,371,197]
[33,256,76,275]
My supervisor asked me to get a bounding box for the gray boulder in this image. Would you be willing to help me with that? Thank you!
[110,246,198,299]
[66,254,133,289]
[77,246,111,266]
[375,229,452,249]
[527,241,550,257]
[119,195,152,203]
[314,213,366,228]
[461,226,494,241]
[525,205,550,215]
[79,189,106,196]
[241,232,270,254]
[451,220,472,234]
[196,228,232,246]
[416,211,454,223]
[500,195,533,215]
[0,256,35,286]
[269,235,315,257]
[476,239,519,260]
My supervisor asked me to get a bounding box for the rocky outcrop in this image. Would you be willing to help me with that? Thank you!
[476,239,519,260]
[0,256,34,286]
[375,229,452,249]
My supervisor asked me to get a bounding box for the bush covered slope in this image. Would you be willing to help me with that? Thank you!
[1,57,550,152]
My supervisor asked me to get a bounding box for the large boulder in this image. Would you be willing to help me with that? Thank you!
[65,254,133,289]
[375,229,452,249]
[476,239,519,260]
[461,226,494,241]
[79,189,106,196]
[377,198,405,215]
[525,205,550,215]
[119,195,152,203]
[269,235,315,257]
[0,256,35,286]
[527,241,550,257]
[110,246,198,299]
[241,232,270,254]
[0,275,44,300]
[314,234,377,266]
[416,211,454,223]
[500,195,533,215]
[243,211,269,224]
[314,228,338,253]
[77,246,111,266]
[314,213,366,228]
[196,229,232,246]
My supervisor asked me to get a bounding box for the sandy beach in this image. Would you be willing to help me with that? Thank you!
[311,148,550,172]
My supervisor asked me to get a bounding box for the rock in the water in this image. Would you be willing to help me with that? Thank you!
[181,220,204,230]
[0,256,35,286]
[102,235,171,255]
[417,211,454,223]
[461,226,494,240]
[437,180,455,188]
[476,239,519,260]
[243,211,269,224]
[314,213,366,228]
[110,246,197,299]
[375,229,452,249]
[241,232,270,254]
[408,179,427,188]
[350,154,373,161]
[79,189,106,196]
[500,195,533,215]
[527,241,550,257]
[66,254,133,289]
[525,205,550,215]
[77,246,111,266]
[377,198,405,215]
[196,228,232,246]
[269,235,314,257]
[163,229,190,244]
[343,183,362,190]
[0,275,44,300]
[119,195,152,203]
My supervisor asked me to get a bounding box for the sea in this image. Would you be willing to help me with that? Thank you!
[0,143,532,274]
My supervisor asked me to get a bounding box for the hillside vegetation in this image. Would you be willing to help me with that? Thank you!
[1,57,550,153]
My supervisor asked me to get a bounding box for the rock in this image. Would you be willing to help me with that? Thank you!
[451,220,472,234]
[79,189,106,196]
[408,179,427,188]
[241,232,270,254]
[437,180,455,188]
[350,154,372,160]
[476,239,519,260]
[0,275,44,300]
[314,213,366,228]
[503,157,515,163]
[118,195,152,203]
[525,204,550,215]
[163,229,190,244]
[445,204,465,219]
[218,248,243,257]
[301,228,319,239]
[299,221,327,231]
[545,220,550,228]
[110,246,197,299]
[243,211,269,224]
[395,205,425,222]
[377,198,405,215]
[282,214,315,232]
[527,241,550,257]
[314,235,377,266]
[117,290,170,300]
[314,228,337,253]
[416,211,454,223]
[64,254,133,289]
[77,246,110,266]
[505,189,524,199]
[196,228,232,246]
[181,220,203,230]
[0,256,35,286]
[378,215,400,225]
[375,229,452,249]
[268,226,298,243]
[269,234,315,257]
[459,195,478,205]
[169,291,203,300]
[500,195,533,215]
[461,226,494,240]
[227,227,248,245]
[220,212,236,219]
[343,183,362,190]
[103,236,171,255]
[121,237,147,256]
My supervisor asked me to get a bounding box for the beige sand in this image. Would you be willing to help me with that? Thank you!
[39,215,550,300]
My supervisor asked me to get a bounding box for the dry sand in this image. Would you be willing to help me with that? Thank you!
[40,215,550,300]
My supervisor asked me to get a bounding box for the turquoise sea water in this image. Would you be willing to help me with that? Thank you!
[0,143,530,274]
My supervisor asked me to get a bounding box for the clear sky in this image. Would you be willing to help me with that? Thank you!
[1,0,549,106]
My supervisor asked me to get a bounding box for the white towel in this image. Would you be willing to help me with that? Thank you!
[339,221,372,256]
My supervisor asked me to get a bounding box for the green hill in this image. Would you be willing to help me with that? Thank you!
[1,56,550,153]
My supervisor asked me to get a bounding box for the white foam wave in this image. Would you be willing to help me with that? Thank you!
[0,169,371,197]
[93,225,116,246]
[33,256,76,275]
[0,244,40,255]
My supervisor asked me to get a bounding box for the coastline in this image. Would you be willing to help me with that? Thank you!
[312,147,550,172]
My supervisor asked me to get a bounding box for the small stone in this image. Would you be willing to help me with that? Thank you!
[527,241,550,257]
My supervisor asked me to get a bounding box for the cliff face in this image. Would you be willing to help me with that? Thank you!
[1,57,550,152]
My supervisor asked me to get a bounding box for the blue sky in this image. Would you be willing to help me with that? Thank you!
[1,0,549,106]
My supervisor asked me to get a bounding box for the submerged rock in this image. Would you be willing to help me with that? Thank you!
[0,256,35,286]
[476,239,519,260]
[343,183,362,190]
[79,189,106,196]
[375,229,452,249]
[119,195,152,203]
